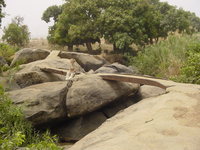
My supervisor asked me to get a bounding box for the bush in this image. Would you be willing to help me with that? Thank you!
[0,85,62,150]
[173,44,200,84]
[2,16,30,47]
[129,34,200,79]
[0,43,17,64]
[187,42,200,53]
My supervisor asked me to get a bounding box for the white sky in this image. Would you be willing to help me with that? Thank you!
[160,0,200,16]
[0,0,199,39]
[0,0,64,38]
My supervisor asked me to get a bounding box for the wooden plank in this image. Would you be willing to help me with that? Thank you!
[46,50,61,59]
[98,73,167,89]
[40,67,167,89]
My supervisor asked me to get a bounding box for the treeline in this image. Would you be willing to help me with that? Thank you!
[42,0,200,52]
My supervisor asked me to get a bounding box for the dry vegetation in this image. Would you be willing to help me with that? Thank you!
[28,38,113,52]
[27,38,126,63]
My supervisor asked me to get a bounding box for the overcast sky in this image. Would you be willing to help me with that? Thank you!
[0,0,199,39]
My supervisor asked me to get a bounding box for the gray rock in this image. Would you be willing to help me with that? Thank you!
[66,74,139,117]
[53,112,107,142]
[102,97,136,118]
[59,52,108,71]
[14,58,84,88]
[61,145,73,150]
[95,63,139,74]
[137,85,166,99]
[11,48,50,66]
[7,81,70,126]
[67,83,200,150]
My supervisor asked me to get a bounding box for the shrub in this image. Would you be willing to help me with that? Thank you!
[186,42,200,53]
[129,34,200,79]
[0,85,62,150]
[172,43,200,84]
[2,16,30,47]
[0,43,17,64]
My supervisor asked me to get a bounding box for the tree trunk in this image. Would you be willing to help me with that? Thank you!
[113,43,120,52]
[86,42,93,52]
[113,43,118,51]
[155,37,159,43]
[68,45,73,51]
[150,38,153,44]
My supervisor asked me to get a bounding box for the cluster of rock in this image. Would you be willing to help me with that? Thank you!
[3,48,198,150]
[0,48,166,143]
[68,83,200,150]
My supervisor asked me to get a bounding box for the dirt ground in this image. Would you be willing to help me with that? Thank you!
[28,38,113,52]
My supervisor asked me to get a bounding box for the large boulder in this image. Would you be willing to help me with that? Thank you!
[14,58,84,88]
[10,48,50,66]
[0,56,7,67]
[53,111,107,142]
[59,52,108,71]
[137,85,166,99]
[66,74,139,117]
[67,82,200,150]
[7,81,70,126]
[95,63,139,74]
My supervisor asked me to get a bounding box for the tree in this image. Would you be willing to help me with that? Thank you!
[97,0,135,52]
[2,16,30,47]
[43,0,200,53]
[44,0,101,51]
[188,12,200,33]
[0,0,5,26]
[42,5,62,23]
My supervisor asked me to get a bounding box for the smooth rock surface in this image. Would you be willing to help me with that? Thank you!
[68,83,200,150]
[14,58,84,88]
[66,74,139,117]
[11,48,50,66]
[59,52,107,71]
[7,81,70,126]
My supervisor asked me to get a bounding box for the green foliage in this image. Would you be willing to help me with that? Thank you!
[46,0,101,51]
[0,85,29,149]
[28,132,62,150]
[188,13,200,33]
[0,85,62,150]
[129,34,200,79]
[42,5,62,23]
[173,43,200,84]
[98,0,135,51]
[2,16,30,47]
[0,0,5,26]
[186,42,200,53]
[0,43,17,64]
[43,0,200,53]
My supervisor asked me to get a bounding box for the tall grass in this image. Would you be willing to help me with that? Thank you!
[129,34,200,79]
[0,43,18,64]
[0,85,62,150]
